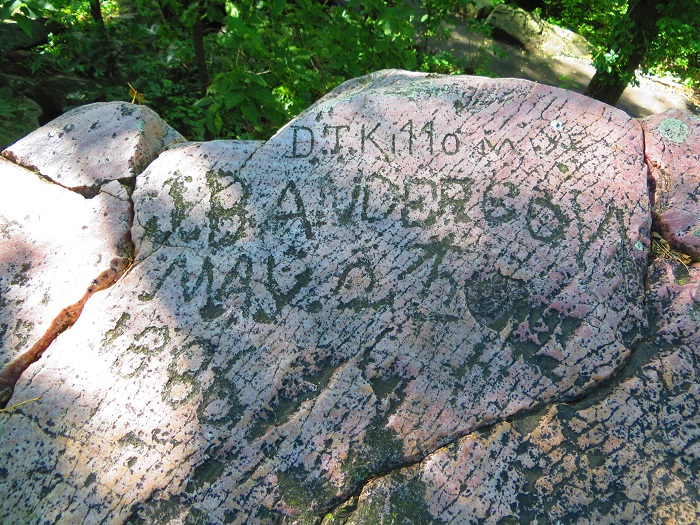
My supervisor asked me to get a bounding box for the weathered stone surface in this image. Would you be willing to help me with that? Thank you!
[487,4,592,58]
[643,110,700,260]
[340,258,700,524]
[0,71,657,524]
[2,101,185,193]
[0,159,131,396]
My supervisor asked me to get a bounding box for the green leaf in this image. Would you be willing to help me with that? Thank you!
[223,91,245,110]
[240,99,260,124]
[194,96,214,108]
[0,1,22,21]
[271,0,286,17]
[14,13,33,36]
[226,2,240,18]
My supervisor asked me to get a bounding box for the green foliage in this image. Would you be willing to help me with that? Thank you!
[649,0,700,87]
[1,0,54,34]
[543,0,700,91]
[202,0,425,138]
[541,0,627,43]
[1,0,494,140]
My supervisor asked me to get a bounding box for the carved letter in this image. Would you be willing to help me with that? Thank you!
[421,121,434,155]
[324,124,350,154]
[400,119,414,155]
[441,133,460,155]
[292,126,315,158]
[402,178,438,228]
[361,123,384,154]
[276,180,313,239]
[440,178,472,223]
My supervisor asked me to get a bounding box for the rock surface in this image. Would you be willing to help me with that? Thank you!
[486,4,592,59]
[0,71,698,525]
[337,258,700,524]
[643,110,700,260]
[3,101,185,194]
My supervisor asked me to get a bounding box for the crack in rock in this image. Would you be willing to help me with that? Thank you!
[329,259,699,524]
[319,327,654,523]
[0,256,129,408]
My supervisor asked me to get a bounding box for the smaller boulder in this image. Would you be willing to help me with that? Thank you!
[0,159,132,406]
[3,101,185,193]
[486,4,592,58]
[643,110,700,260]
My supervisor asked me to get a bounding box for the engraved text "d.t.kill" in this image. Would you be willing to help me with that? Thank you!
[290,120,463,158]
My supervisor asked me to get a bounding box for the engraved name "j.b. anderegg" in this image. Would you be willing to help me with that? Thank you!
[289,119,464,158]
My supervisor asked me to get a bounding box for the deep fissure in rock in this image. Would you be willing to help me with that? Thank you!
[0,165,137,409]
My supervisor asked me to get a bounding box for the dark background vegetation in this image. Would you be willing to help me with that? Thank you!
[1,0,698,144]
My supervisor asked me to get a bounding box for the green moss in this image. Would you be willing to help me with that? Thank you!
[127,326,170,355]
[118,431,147,447]
[674,264,691,285]
[167,174,197,237]
[186,458,226,492]
[206,169,251,249]
[277,464,338,522]
[342,419,405,488]
[9,262,32,286]
[82,472,97,487]
[253,308,277,324]
[11,318,33,351]
[526,197,568,242]
[265,254,313,313]
[689,303,700,323]
[142,215,170,246]
[368,375,402,400]
[351,474,445,525]
[196,359,246,428]
[248,353,339,441]
[119,104,136,117]
[102,312,131,346]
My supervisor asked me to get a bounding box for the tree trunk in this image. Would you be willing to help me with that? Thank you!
[90,0,105,31]
[192,7,214,140]
[585,0,668,106]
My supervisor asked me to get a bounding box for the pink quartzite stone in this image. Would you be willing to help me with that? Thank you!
[0,158,131,373]
[643,110,700,259]
[2,101,185,192]
[341,259,700,524]
[0,71,654,524]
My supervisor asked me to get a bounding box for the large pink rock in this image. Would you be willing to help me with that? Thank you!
[0,71,658,524]
[643,110,700,260]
